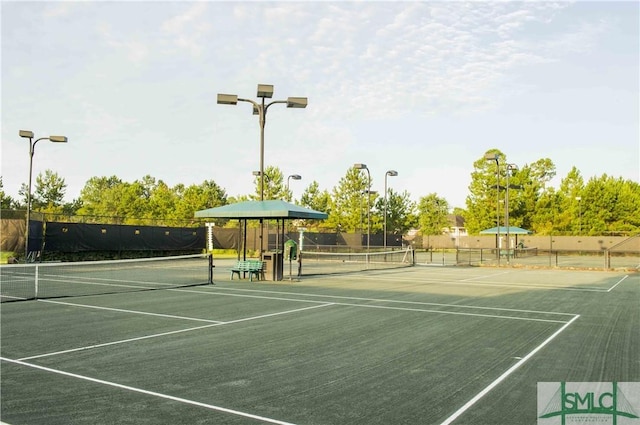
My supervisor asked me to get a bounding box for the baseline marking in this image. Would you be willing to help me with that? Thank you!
[19,303,333,361]
[1,357,297,425]
[438,314,581,425]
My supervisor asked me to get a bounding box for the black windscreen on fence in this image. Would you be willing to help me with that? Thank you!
[44,222,205,252]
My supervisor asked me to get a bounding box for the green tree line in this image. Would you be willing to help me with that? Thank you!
[2,150,639,236]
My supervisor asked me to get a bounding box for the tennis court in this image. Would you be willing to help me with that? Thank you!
[1,257,638,424]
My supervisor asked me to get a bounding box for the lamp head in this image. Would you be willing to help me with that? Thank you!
[386,170,398,177]
[217,94,238,105]
[286,97,307,108]
[49,136,68,143]
[257,84,274,98]
[19,130,34,139]
[484,153,500,161]
[289,174,302,180]
[353,163,368,170]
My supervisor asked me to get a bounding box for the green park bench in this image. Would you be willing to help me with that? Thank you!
[230,260,265,281]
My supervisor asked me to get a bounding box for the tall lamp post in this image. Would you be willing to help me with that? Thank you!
[575,196,582,235]
[19,130,68,262]
[286,174,302,193]
[384,170,398,249]
[217,85,307,201]
[484,153,501,265]
[218,84,307,256]
[505,163,518,264]
[353,164,371,258]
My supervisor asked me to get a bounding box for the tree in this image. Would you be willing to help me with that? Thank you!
[77,176,123,218]
[541,166,583,234]
[251,166,287,201]
[0,176,16,209]
[580,174,640,235]
[375,189,417,237]
[325,167,372,232]
[22,170,68,214]
[174,180,228,222]
[300,181,330,213]
[464,149,505,234]
[416,193,449,235]
[299,181,332,231]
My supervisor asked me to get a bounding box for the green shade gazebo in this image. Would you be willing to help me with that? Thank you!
[195,200,328,280]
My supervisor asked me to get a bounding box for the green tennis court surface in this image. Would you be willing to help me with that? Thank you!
[1,260,638,424]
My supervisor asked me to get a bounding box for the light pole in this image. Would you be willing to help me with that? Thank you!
[384,170,398,249]
[485,153,500,265]
[353,164,371,257]
[217,84,307,201]
[19,130,68,262]
[505,163,518,264]
[575,196,582,235]
[286,174,302,194]
[218,84,307,256]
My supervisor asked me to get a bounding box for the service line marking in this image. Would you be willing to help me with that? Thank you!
[39,299,225,324]
[196,286,576,318]
[1,357,297,425]
[18,303,333,361]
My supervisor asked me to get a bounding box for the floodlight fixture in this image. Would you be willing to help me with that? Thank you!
[286,97,308,108]
[287,174,302,192]
[217,94,238,105]
[257,84,274,98]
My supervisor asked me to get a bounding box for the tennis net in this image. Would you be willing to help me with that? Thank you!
[299,247,414,275]
[0,254,212,302]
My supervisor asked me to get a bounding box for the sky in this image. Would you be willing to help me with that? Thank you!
[1,1,638,210]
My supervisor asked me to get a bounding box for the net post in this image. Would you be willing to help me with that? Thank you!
[34,264,39,300]
[208,253,214,285]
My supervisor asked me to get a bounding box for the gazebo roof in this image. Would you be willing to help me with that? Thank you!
[194,200,328,220]
[479,226,532,235]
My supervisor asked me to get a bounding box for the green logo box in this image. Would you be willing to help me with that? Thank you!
[538,382,640,425]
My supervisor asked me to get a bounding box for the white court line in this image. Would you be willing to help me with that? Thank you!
[438,314,580,425]
[607,275,629,292]
[329,302,568,323]
[19,303,334,361]
[198,286,576,317]
[0,357,297,425]
[39,299,225,323]
[319,270,614,292]
[460,271,512,282]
